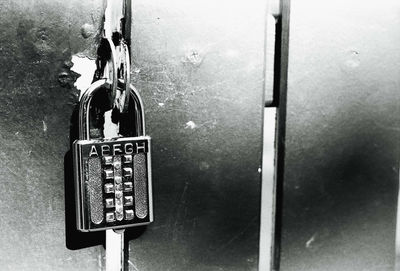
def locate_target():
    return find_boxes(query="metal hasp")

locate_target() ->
[95,0,131,113]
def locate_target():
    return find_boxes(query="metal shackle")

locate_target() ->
[102,37,118,104]
[96,37,131,113]
[78,79,146,140]
[118,42,131,113]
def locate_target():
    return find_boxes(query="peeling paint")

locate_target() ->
[103,110,119,138]
[185,121,197,129]
[70,55,97,99]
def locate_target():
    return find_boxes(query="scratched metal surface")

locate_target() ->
[128,1,265,270]
[0,0,104,270]
[0,0,264,270]
[280,0,400,270]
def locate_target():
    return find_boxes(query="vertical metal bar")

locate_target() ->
[106,229,125,271]
[103,107,126,271]
[259,108,277,271]
[396,184,400,270]
[264,13,277,107]
[104,0,124,36]
[259,0,279,268]
[273,0,291,270]
[123,0,132,48]
[260,0,291,269]
[396,158,400,271]
[102,1,128,269]
[104,109,126,270]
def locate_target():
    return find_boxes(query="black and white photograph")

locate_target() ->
[0,0,399,270]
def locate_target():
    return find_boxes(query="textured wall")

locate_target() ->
[280,0,400,270]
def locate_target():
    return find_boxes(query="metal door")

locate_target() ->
[0,0,265,270]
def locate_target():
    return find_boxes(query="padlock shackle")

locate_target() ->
[117,78,146,137]
[95,37,118,104]
[119,42,130,113]
[78,79,146,140]
[107,37,119,105]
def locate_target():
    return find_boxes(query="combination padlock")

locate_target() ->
[73,79,153,232]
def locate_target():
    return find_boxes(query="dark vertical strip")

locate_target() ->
[272,17,282,108]
[123,0,132,50]
[274,0,291,270]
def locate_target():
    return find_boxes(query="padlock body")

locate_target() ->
[73,136,153,232]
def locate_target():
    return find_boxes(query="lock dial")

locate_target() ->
[74,137,152,232]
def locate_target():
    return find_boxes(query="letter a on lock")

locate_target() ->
[89,145,99,157]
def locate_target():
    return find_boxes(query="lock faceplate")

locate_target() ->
[73,136,152,232]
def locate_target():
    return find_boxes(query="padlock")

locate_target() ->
[73,79,153,232]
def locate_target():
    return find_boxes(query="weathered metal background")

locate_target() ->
[0,0,264,270]
[0,0,103,270]
[3,0,398,270]
[279,0,400,270]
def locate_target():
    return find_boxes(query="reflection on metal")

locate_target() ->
[106,229,125,271]
[259,108,277,270]
[96,0,131,113]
